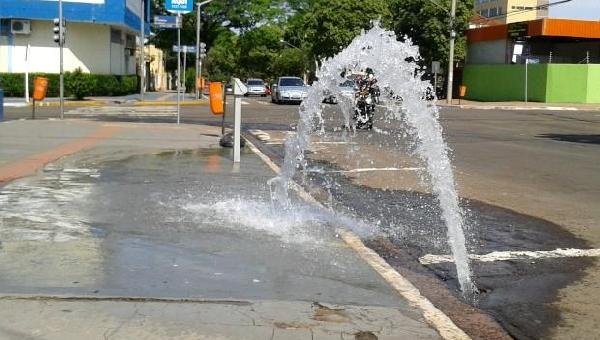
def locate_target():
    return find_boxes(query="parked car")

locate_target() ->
[323,79,356,104]
[225,83,233,94]
[245,78,267,97]
[271,77,308,104]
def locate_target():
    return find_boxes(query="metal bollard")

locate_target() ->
[0,89,4,122]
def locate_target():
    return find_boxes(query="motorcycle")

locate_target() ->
[352,71,379,130]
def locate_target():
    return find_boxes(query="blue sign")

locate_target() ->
[165,0,193,14]
[153,15,181,28]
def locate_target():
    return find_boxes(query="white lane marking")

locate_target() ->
[313,141,358,145]
[303,167,422,174]
[3,102,29,108]
[419,248,600,265]
[245,138,470,340]
[241,100,250,105]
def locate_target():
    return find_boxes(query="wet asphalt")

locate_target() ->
[3,97,600,339]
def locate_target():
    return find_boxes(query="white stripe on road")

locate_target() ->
[245,138,470,340]
[419,248,600,265]
[313,141,358,145]
[304,167,422,174]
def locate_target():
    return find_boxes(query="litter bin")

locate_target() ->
[0,88,4,122]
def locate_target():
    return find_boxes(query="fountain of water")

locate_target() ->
[271,23,476,294]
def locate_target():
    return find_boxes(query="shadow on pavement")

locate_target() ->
[537,133,600,145]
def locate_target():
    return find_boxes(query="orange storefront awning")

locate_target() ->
[467,18,600,43]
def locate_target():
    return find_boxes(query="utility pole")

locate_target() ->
[58,0,64,119]
[177,13,181,124]
[140,0,145,101]
[446,0,457,104]
[195,0,212,100]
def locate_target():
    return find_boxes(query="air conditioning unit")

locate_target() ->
[11,20,31,35]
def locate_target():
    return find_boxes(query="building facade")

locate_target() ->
[463,18,600,103]
[474,0,549,24]
[0,0,150,75]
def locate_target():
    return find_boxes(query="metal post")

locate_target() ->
[195,0,212,100]
[25,44,30,103]
[177,13,181,124]
[434,71,438,97]
[221,91,226,135]
[140,0,145,101]
[233,95,241,163]
[183,50,187,102]
[525,58,528,103]
[446,0,457,104]
[59,0,64,119]
[195,3,201,100]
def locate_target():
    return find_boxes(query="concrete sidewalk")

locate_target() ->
[437,99,600,111]
[3,92,207,108]
[0,120,448,339]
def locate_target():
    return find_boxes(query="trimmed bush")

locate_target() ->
[0,72,138,99]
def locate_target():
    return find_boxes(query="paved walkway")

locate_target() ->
[0,120,446,339]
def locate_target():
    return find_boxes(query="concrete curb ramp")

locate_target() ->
[245,138,471,340]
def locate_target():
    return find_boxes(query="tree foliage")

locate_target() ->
[389,0,473,66]
[149,0,472,83]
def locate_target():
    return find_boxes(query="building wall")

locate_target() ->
[463,64,600,103]
[467,40,508,64]
[474,0,549,24]
[0,20,135,75]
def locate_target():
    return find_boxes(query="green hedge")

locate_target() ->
[0,72,139,99]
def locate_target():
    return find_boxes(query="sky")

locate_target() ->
[549,0,600,20]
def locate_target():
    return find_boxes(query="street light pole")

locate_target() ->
[59,0,64,119]
[140,0,146,100]
[196,0,212,100]
[140,0,145,101]
[280,39,313,83]
[446,0,457,104]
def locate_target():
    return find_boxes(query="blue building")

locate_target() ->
[0,0,150,75]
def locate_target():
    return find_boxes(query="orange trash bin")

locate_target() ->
[209,82,224,115]
[459,85,467,98]
[33,77,49,101]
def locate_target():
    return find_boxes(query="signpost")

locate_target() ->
[172,45,196,53]
[432,61,441,97]
[165,0,193,124]
[153,15,181,29]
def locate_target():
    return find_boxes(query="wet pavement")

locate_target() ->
[3,98,600,339]
[0,120,440,339]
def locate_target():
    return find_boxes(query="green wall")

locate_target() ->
[587,65,600,103]
[463,64,600,104]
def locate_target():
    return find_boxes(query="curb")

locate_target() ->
[134,100,208,106]
[437,104,600,112]
[244,136,471,340]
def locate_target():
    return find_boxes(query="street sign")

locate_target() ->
[153,15,181,29]
[165,0,193,14]
[431,61,441,74]
[172,45,197,53]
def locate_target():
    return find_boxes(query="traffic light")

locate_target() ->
[200,42,207,59]
[53,18,65,45]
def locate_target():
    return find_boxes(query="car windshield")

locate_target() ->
[247,80,263,86]
[280,78,304,87]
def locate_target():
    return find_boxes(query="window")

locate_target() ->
[280,78,304,87]
[498,6,503,15]
[489,7,498,17]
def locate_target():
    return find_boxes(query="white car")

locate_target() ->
[271,77,308,104]
[245,78,267,97]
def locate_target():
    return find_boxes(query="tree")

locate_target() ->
[285,0,391,62]
[388,0,473,66]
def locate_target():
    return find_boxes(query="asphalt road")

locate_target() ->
[3,97,600,339]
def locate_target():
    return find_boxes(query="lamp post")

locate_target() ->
[140,0,145,101]
[279,39,316,83]
[446,0,457,104]
[195,0,212,100]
